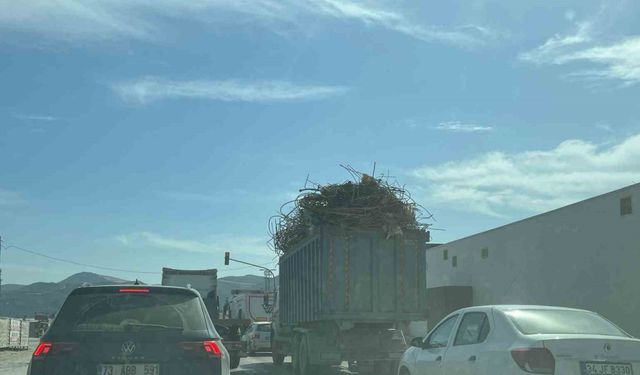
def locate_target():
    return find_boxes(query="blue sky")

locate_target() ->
[1,0,640,285]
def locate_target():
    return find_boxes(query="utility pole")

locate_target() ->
[0,235,3,316]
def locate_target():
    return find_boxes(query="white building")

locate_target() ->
[427,183,640,336]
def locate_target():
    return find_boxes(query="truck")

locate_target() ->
[161,268,248,369]
[226,289,274,322]
[271,226,428,375]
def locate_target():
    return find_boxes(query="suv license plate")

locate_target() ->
[97,363,159,375]
[581,362,633,375]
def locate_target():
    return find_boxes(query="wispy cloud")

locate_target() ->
[595,123,613,132]
[412,133,640,217]
[111,77,348,104]
[436,121,493,133]
[520,19,640,86]
[0,0,497,48]
[298,0,496,47]
[12,113,59,122]
[0,189,27,206]
[116,231,268,256]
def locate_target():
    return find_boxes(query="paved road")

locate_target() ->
[0,340,38,375]
[0,348,366,375]
[234,354,361,375]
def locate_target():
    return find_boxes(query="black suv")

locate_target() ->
[28,285,230,375]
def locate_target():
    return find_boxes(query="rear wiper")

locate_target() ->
[122,323,183,332]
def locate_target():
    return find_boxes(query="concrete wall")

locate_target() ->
[427,183,640,336]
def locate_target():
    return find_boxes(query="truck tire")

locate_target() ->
[230,353,241,369]
[291,336,301,374]
[271,342,285,366]
[298,336,318,375]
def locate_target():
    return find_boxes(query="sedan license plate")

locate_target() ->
[581,362,633,375]
[97,363,159,375]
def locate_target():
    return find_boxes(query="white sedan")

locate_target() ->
[399,305,640,375]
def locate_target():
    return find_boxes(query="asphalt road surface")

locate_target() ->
[0,339,38,375]
[0,348,363,375]
[235,354,359,375]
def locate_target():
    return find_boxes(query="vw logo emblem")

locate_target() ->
[604,343,612,352]
[121,341,136,354]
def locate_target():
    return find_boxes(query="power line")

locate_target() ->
[2,244,160,274]
[1,243,276,276]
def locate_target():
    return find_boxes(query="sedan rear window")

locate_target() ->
[505,309,626,336]
[51,290,208,334]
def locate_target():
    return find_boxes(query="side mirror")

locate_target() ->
[410,337,425,348]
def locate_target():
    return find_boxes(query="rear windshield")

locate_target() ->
[505,309,627,336]
[256,324,271,332]
[51,290,208,334]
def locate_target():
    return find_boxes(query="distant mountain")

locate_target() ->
[59,272,128,286]
[0,272,277,319]
[1,284,25,293]
[0,272,135,318]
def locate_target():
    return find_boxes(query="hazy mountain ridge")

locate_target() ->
[0,272,273,318]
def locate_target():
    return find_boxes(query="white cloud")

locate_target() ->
[0,0,496,47]
[111,77,348,104]
[412,134,640,217]
[521,21,640,86]
[0,190,27,206]
[436,121,493,133]
[12,113,59,122]
[299,0,494,47]
[116,231,268,256]
[520,22,593,65]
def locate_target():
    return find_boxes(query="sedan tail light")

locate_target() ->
[511,347,555,374]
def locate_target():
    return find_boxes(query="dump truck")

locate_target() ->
[271,226,428,375]
[161,268,248,369]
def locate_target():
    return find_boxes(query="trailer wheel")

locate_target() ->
[298,336,318,375]
[271,342,285,366]
[291,336,301,374]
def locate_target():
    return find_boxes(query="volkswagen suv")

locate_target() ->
[28,285,230,375]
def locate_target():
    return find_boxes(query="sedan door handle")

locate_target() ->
[468,355,477,362]
[435,356,442,362]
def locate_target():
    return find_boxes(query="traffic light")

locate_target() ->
[224,251,230,266]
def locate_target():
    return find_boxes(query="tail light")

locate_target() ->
[33,342,52,357]
[511,347,555,374]
[179,341,223,358]
[33,342,76,357]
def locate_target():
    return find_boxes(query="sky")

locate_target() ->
[1,0,640,285]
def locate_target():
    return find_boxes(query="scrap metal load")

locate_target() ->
[270,166,431,254]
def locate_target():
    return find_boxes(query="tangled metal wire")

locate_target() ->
[268,165,432,255]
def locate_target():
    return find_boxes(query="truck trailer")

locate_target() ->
[271,226,428,375]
